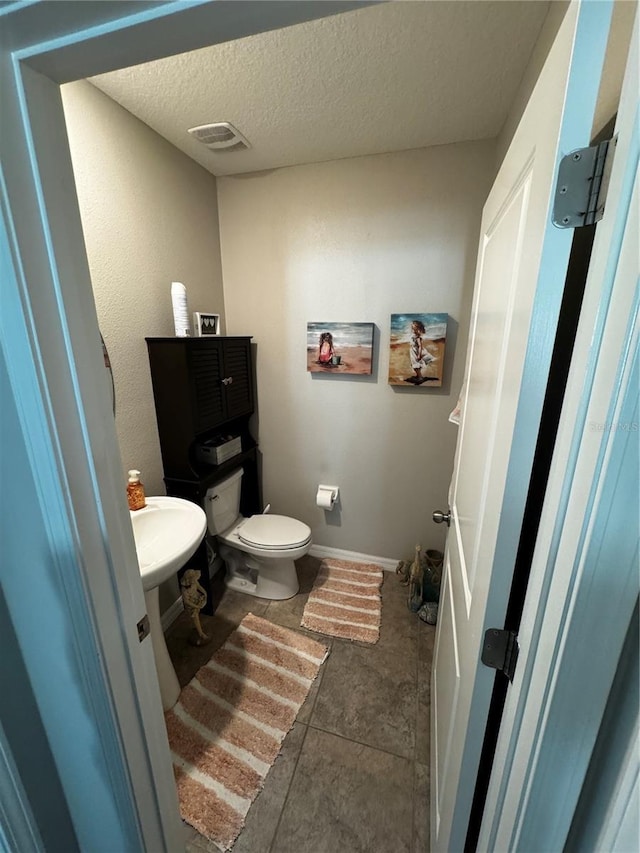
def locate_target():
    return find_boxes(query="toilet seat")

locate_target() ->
[237,514,311,551]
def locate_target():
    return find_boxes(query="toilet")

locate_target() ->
[205,468,312,600]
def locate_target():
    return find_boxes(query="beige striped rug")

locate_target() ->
[166,612,328,850]
[301,558,384,643]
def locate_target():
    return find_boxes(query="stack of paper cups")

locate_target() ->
[171,282,190,337]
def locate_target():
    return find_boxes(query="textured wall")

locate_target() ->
[62,80,225,613]
[218,142,495,560]
[62,80,225,497]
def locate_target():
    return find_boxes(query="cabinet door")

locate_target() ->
[189,339,226,433]
[222,339,254,420]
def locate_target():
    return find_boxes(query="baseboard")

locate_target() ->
[309,544,399,572]
[161,596,184,633]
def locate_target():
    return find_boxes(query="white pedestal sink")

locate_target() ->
[130,496,207,710]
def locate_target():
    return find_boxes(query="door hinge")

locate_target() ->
[481,628,519,682]
[137,614,150,642]
[552,136,616,229]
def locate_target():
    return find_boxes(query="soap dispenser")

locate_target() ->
[127,469,146,511]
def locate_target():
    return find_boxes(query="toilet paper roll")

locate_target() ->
[316,487,335,510]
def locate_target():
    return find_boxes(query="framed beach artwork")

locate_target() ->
[307,322,374,375]
[388,313,448,387]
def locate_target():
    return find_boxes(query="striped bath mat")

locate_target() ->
[166,612,328,850]
[301,558,384,643]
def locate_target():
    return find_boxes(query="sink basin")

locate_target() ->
[130,496,207,711]
[131,496,207,591]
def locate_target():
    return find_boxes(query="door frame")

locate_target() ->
[2,0,636,849]
[478,15,639,849]
[0,1,363,849]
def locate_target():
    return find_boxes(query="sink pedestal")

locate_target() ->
[129,495,207,711]
[145,586,180,710]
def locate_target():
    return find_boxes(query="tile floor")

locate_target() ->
[165,555,435,853]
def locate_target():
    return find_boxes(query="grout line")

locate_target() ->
[268,720,311,853]
[187,573,424,850]
[265,641,327,850]
[303,653,327,725]
[306,723,414,763]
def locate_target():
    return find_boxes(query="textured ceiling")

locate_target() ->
[90,1,550,177]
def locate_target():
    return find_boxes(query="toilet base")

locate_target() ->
[220,544,300,600]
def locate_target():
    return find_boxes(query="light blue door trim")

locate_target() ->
[0,721,43,853]
[1,185,142,852]
[448,2,614,847]
[481,35,639,847]
[565,601,639,852]
[513,110,640,836]
[519,306,639,850]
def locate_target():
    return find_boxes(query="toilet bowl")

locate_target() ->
[205,469,312,600]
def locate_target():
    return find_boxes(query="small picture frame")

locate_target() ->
[193,312,220,337]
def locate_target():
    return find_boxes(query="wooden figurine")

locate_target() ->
[395,558,412,585]
[180,569,210,645]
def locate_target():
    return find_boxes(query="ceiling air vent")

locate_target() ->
[187,122,250,152]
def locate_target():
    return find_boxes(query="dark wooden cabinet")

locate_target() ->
[146,336,255,480]
[146,336,260,615]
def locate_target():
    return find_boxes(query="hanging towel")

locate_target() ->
[449,380,466,425]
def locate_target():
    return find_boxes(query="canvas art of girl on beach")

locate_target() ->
[307,322,374,374]
[388,313,448,387]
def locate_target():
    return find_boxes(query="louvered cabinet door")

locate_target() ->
[221,338,254,420]
[190,340,225,432]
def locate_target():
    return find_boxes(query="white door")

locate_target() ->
[431,3,614,850]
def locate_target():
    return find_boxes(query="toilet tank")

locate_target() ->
[205,468,243,534]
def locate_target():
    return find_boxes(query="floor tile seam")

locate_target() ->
[186,831,215,853]
[306,722,415,763]
[306,657,327,719]
[267,721,312,853]
[322,637,420,673]
[330,636,420,656]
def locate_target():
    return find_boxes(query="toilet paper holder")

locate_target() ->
[316,484,339,509]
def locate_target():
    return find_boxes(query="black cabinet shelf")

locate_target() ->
[165,446,261,523]
[166,444,258,500]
